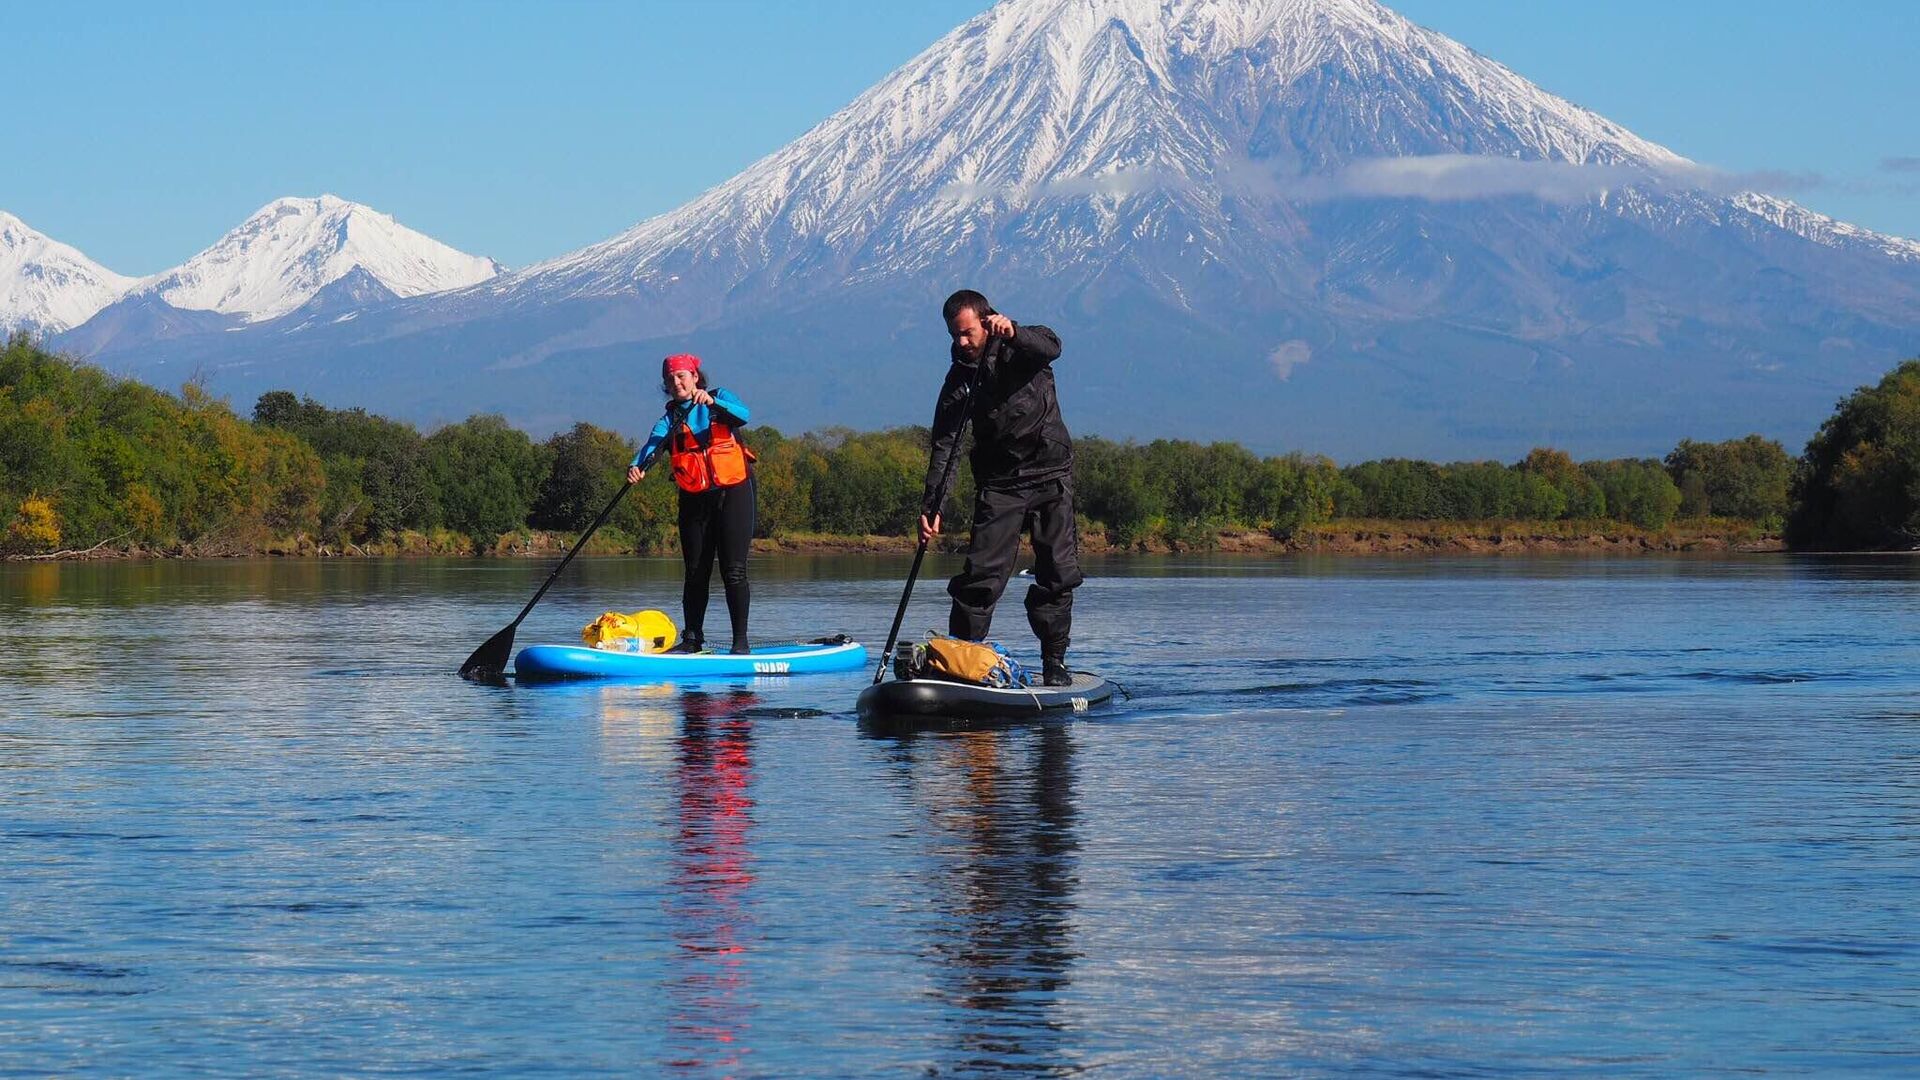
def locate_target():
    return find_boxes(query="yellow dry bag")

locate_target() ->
[582,609,677,653]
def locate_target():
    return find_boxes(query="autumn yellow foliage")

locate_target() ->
[5,494,61,553]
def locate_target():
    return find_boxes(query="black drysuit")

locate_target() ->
[921,323,1082,665]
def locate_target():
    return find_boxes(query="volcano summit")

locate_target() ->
[59,0,1920,458]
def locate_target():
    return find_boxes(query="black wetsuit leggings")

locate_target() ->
[677,475,755,648]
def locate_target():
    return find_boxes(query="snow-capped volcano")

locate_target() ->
[64,0,1920,459]
[142,195,501,321]
[507,0,1690,302]
[0,212,135,336]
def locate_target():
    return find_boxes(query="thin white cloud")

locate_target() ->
[937,154,1897,209]
[1263,156,1828,204]
[937,166,1186,206]
[1289,155,1643,203]
[1040,167,1184,198]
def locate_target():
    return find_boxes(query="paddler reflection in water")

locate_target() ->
[629,354,758,654]
[666,689,761,1071]
[918,290,1083,686]
[884,726,1079,1066]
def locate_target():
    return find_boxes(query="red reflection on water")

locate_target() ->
[665,690,761,1074]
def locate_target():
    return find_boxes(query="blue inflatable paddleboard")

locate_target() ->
[515,639,868,681]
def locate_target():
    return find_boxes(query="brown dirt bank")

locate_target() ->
[752,521,1786,556]
[6,520,1785,561]
[1272,520,1786,555]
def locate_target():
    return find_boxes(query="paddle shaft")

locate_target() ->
[459,405,685,677]
[504,479,631,632]
[875,365,983,683]
[506,403,688,631]
[506,407,695,630]
[874,538,935,683]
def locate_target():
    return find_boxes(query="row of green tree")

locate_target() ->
[3,334,1917,554]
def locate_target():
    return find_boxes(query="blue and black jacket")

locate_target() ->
[631,389,751,469]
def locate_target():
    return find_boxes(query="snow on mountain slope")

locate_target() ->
[0,212,135,335]
[143,195,501,321]
[497,0,1690,303]
[60,0,1920,461]
[1731,192,1920,263]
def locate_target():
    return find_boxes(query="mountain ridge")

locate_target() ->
[0,211,137,336]
[136,194,503,322]
[50,0,1920,459]
[5,196,502,341]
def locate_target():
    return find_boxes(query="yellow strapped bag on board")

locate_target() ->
[915,634,1026,687]
[582,609,678,653]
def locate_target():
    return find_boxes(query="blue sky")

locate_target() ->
[6,0,1915,274]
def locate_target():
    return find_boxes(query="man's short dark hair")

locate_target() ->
[943,289,992,324]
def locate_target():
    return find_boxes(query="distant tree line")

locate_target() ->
[0,336,324,556]
[1786,358,1920,550]
[1,333,1913,555]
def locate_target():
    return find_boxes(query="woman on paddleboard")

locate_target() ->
[629,354,758,654]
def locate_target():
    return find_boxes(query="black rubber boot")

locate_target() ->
[1042,647,1071,687]
[667,636,704,654]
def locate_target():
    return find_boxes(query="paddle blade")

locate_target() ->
[459,623,518,680]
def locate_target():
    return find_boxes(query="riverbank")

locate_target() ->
[758,519,1785,556]
[1274,519,1785,555]
[4,518,1785,561]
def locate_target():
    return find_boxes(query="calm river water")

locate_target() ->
[4,554,1919,1076]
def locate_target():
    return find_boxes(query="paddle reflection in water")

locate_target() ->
[666,690,763,1073]
[874,725,1081,1074]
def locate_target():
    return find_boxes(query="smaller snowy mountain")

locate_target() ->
[0,211,135,336]
[138,195,501,322]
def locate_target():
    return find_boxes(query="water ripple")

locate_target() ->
[3,555,1920,1076]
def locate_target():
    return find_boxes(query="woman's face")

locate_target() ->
[667,369,700,400]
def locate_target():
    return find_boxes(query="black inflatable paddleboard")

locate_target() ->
[857,672,1113,728]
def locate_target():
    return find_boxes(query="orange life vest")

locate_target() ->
[669,417,756,494]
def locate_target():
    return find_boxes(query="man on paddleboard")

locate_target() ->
[918,290,1082,687]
